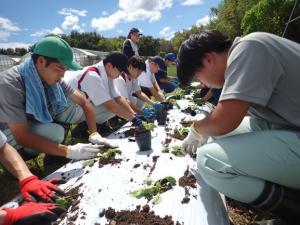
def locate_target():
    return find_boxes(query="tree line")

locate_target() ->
[2,0,299,56]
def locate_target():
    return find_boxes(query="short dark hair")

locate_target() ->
[128,56,146,71]
[31,53,59,67]
[103,52,129,73]
[177,30,232,86]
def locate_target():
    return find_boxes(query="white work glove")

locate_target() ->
[181,123,208,155]
[88,132,118,148]
[66,143,101,160]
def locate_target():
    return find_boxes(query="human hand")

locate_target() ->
[181,123,208,155]
[158,91,165,101]
[2,202,65,225]
[152,102,164,110]
[131,115,143,127]
[19,176,64,202]
[142,108,155,119]
[88,132,118,148]
[66,143,101,160]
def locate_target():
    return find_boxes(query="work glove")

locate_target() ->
[142,108,155,119]
[66,143,101,160]
[152,102,164,110]
[88,132,118,148]
[131,115,143,127]
[20,176,64,202]
[181,123,208,155]
[2,202,65,225]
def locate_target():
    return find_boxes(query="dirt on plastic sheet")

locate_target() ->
[181,107,196,116]
[98,157,122,168]
[178,167,197,204]
[102,205,182,225]
[53,183,84,224]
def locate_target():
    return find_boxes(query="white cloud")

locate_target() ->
[0,31,10,41]
[177,14,182,19]
[116,29,123,34]
[30,29,51,37]
[0,17,21,32]
[196,15,209,26]
[50,27,64,35]
[58,8,87,17]
[30,27,64,38]
[91,10,126,31]
[62,15,82,31]
[102,11,108,16]
[91,0,173,31]
[0,17,21,41]
[0,42,31,49]
[180,0,204,6]
[159,26,175,40]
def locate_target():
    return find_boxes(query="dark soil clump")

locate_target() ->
[103,206,182,225]
[179,168,197,205]
[98,157,122,168]
[181,107,196,116]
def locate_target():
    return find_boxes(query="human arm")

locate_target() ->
[134,90,155,105]
[182,99,250,154]
[149,86,165,102]
[202,89,214,102]
[103,98,136,121]
[0,137,63,202]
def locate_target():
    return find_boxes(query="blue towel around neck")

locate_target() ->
[19,58,68,123]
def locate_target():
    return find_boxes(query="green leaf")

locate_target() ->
[152,195,162,205]
[129,186,157,198]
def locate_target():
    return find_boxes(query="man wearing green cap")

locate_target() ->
[0,36,103,160]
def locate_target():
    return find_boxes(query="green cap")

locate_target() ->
[33,36,83,70]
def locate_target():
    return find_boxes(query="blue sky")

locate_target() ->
[0,0,221,49]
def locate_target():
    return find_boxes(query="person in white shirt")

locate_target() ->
[59,52,143,143]
[115,56,155,113]
[138,57,165,102]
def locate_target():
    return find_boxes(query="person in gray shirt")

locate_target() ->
[177,30,300,224]
[0,36,103,161]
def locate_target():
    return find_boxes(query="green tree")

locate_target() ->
[139,36,160,56]
[242,0,300,42]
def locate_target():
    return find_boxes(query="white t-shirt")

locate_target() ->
[0,130,7,148]
[137,60,157,88]
[114,74,141,101]
[63,61,120,121]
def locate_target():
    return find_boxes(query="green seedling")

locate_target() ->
[174,88,185,98]
[83,159,97,167]
[171,145,182,156]
[174,127,189,136]
[168,99,180,109]
[188,104,198,111]
[55,196,72,209]
[193,98,205,106]
[162,147,170,153]
[143,177,153,186]
[97,148,121,159]
[129,176,176,204]
[180,120,193,127]
[142,122,157,132]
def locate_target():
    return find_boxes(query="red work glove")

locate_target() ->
[2,202,65,225]
[19,176,65,202]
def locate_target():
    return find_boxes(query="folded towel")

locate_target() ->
[19,58,68,123]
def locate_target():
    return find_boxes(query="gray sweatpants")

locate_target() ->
[197,116,300,203]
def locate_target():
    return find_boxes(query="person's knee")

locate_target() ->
[196,143,233,182]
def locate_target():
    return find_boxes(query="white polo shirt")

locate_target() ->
[137,60,157,88]
[114,73,141,102]
[63,61,120,107]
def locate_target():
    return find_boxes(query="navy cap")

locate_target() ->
[165,52,176,62]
